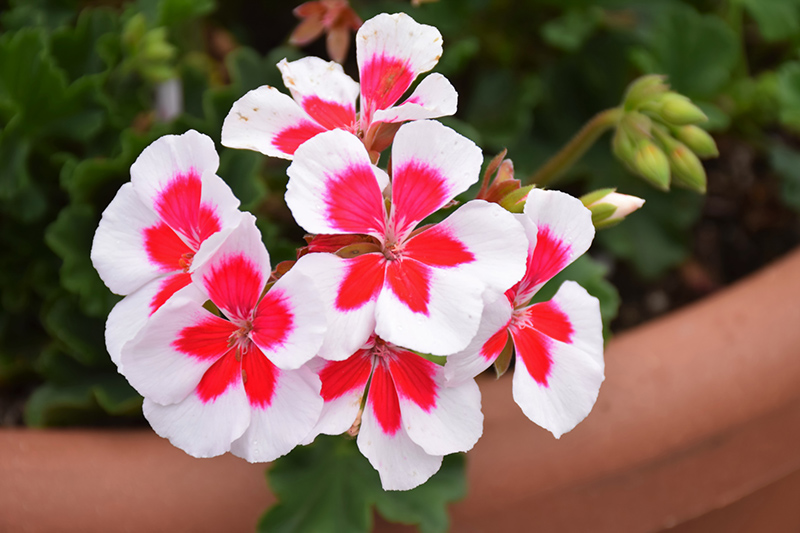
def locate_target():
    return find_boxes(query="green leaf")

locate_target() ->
[50,8,119,81]
[777,61,800,131]
[768,140,800,212]
[218,148,266,212]
[631,4,739,99]
[41,294,109,367]
[260,436,466,533]
[259,436,377,533]
[541,7,603,53]
[45,203,118,318]
[374,454,466,533]
[735,0,800,42]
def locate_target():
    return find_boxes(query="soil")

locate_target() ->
[611,134,800,331]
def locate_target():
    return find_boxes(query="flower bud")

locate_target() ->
[657,93,708,125]
[498,184,536,213]
[673,125,718,158]
[667,143,707,193]
[632,139,670,190]
[623,74,669,110]
[581,189,646,229]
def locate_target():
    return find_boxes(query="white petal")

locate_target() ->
[142,382,250,459]
[221,85,325,159]
[395,359,483,456]
[253,264,327,370]
[290,253,377,361]
[357,13,443,117]
[286,129,388,238]
[230,365,323,462]
[550,281,604,370]
[511,323,604,439]
[91,182,166,295]
[518,188,595,300]
[357,399,443,491]
[389,121,482,239]
[375,264,483,356]
[120,283,223,405]
[278,57,359,129]
[444,292,513,385]
[372,73,458,124]
[129,130,220,210]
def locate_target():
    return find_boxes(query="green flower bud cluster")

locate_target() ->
[122,13,178,83]
[612,75,718,193]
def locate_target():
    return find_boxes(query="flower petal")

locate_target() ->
[142,374,250,458]
[516,189,595,303]
[443,292,513,384]
[375,263,483,356]
[394,353,483,456]
[221,85,325,159]
[357,13,443,120]
[192,214,270,322]
[546,281,604,369]
[286,129,388,238]
[92,183,167,295]
[290,253,378,361]
[405,200,528,296]
[120,283,224,405]
[389,121,482,239]
[277,57,359,130]
[371,73,458,124]
[230,360,323,462]
[510,284,604,438]
[251,264,326,370]
[357,363,443,490]
[311,349,373,437]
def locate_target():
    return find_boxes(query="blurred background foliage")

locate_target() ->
[1,0,800,429]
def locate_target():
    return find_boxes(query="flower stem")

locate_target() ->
[529,107,623,188]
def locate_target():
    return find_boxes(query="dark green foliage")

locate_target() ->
[259,435,466,533]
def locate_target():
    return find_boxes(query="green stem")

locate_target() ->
[530,107,623,187]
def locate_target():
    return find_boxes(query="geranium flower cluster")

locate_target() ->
[91,13,604,491]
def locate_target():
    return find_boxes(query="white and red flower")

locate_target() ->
[285,120,528,359]
[309,334,482,490]
[221,12,457,159]
[445,189,605,438]
[119,215,326,461]
[91,130,242,367]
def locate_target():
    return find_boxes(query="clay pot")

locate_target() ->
[3,248,800,533]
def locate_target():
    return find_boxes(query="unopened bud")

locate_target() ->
[498,184,536,213]
[658,93,708,125]
[612,128,637,164]
[668,143,707,193]
[623,74,669,110]
[673,125,718,158]
[632,139,670,190]
[582,189,646,229]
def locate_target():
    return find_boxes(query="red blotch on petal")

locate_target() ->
[388,349,437,412]
[360,55,414,115]
[368,361,402,435]
[149,272,192,315]
[273,120,327,155]
[480,326,511,363]
[242,346,279,408]
[335,253,386,311]
[319,349,373,401]
[517,226,572,300]
[204,254,264,322]
[391,161,450,238]
[302,96,355,131]
[385,258,431,315]
[173,313,237,361]
[324,163,386,235]
[512,322,554,386]
[404,225,475,268]
[143,221,193,272]
[154,170,221,249]
[196,350,241,403]
[528,300,574,344]
[251,289,294,352]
